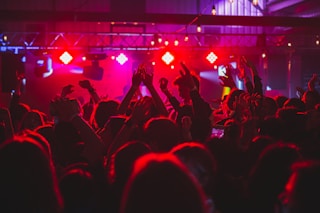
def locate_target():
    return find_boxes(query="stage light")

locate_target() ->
[111,55,115,60]
[82,56,86,61]
[59,51,73,64]
[116,53,128,65]
[174,39,179,46]
[197,25,202,33]
[184,34,189,42]
[152,61,156,66]
[34,56,53,78]
[171,65,175,70]
[214,65,218,69]
[316,39,320,45]
[262,52,267,58]
[252,0,258,6]
[206,52,218,64]
[158,37,162,43]
[151,40,155,46]
[288,42,292,47]
[161,51,174,65]
[211,5,216,15]
[164,40,169,46]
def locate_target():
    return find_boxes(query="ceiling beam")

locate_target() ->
[268,0,304,13]
[0,10,320,28]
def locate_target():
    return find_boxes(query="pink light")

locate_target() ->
[152,61,156,66]
[116,53,128,65]
[111,55,115,60]
[174,39,179,46]
[59,51,73,64]
[161,51,174,65]
[206,52,218,64]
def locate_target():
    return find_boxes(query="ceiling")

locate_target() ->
[0,0,320,52]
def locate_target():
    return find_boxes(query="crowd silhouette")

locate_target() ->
[0,58,320,213]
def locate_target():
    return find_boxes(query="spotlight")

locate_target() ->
[262,52,267,58]
[211,5,216,15]
[184,34,189,42]
[116,53,128,65]
[164,40,169,46]
[171,65,175,69]
[151,40,155,46]
[197,25,202,33]
[161,51,174,65]
[252,0,258,6]
[206,52,218,64]
[59,51,73,65]
[174,39,179,46]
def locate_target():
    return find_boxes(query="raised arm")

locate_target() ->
[117,69,143,115]
[79,80,100,104]
[244,57,263,96]
[180,62,212,118]
[159,77,181,111]
[107,97,151,157]
[142,68,168,116]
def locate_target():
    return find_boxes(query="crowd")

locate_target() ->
[0,58,320,213]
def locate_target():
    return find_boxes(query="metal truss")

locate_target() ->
[1,31,320,54]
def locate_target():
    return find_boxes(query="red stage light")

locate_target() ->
[116,53,128,65]
[161,51,174,65]
[59,51,73,64]
[206,52,218,64]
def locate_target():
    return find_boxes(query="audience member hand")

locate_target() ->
[79,80,94,90]
[159,77,169,92]
[143,71,153,88]
[180,62,196,89]
[132,70,143,88]
[61,84,74,98]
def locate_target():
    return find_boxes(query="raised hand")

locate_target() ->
[132,70,143,88]
[159,77,169,92]
[61,84,74,98]
[79,80,93,90]
[180,62,196,89]
[143,71,153,88]
[219,64,237,89]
